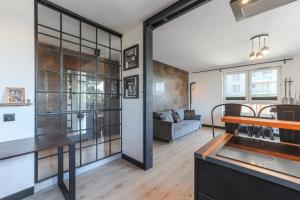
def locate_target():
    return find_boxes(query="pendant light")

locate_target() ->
[249,34,269,60]
[261,37,269,55]
[256,36,263,59]
[249,40,255,59]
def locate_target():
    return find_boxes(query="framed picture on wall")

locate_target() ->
[123,44,139,71]
[5,87,25,104]
[124,75,139,99]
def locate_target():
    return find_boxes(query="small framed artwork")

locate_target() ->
[123,44,139,71]
[124,75,139,99]
[6,87,25,104]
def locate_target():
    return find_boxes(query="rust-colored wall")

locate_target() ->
[153,60,188,112]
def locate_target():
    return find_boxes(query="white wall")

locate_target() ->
[122,24,144,163]
[189,71,223,126]
[189,56,300,127]
[0,0,35,198]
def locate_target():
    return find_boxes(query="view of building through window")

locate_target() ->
[224,67,279,102]
[224,72,246,100]
[251,69,278,100]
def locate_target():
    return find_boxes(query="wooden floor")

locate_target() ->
[26,127,222,200]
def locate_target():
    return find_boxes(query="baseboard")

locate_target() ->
[122,154,145,169]
[1,187,34,200]
[202,124,225,129]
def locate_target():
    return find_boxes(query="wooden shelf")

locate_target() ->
[222,116,300,131]
[0,103,33,107]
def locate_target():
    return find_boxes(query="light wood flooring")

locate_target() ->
[26,127,223,200]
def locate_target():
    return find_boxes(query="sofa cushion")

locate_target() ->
[172,112,182,123]
[175,109,185,120]
[184,110,196,120]
[173,120,200,138]
[160,110,174,123]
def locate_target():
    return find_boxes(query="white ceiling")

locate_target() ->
[153,0,300,72]
[49,0,178,33]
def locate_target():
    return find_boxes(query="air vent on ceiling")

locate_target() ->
[230,0,297,21]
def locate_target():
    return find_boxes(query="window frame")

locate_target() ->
[223,70,248,102]
[223,66,281,104]
[249,67,281,103]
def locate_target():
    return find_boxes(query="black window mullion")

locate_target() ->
[59,12,63,137]
[79,20,82,166]
[108,33,112,156]
[95,27,99,160]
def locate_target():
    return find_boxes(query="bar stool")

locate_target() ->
[211,103,256,138]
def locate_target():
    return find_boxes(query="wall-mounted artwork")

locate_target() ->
[124,75,139,99]
[6,87,25,104]
[123,44,139,71]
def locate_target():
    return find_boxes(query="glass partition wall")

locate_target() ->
[36,2,122,181]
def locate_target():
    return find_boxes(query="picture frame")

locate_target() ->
[123,75,139,99]
[5,87,25,104]
[123,44,139,71]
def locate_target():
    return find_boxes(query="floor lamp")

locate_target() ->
[190,82,196,110]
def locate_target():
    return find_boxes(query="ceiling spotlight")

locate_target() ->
[241,0,249,4]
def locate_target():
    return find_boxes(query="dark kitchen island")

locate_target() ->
[194,117,300,200]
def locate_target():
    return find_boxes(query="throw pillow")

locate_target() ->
[172,112,182,123]
[184,110,196,120]
[153,112,162,120]
[160,111,174,123]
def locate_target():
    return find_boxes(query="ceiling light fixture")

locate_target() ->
[249,40,256,59]
[261,37,269,55]
[249,34,269,60]
[241,0,250,5]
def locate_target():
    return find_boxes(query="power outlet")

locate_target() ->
[3,114,15,122]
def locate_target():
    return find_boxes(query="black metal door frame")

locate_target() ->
[143,0,212,170]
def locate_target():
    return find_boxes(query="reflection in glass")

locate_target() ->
[39,71,60,92]
[37,93,60,114]
[111,50,121,65]
[98,62,110,77]
[38,46,60,72]
[37,115,60,135]
[111,125,121,140]
[81,74,97,93]
[97,29,109,46]
[37,3,122,181]
[38,155,58,180]
[110,35,121,50]
[61,113,81,133]
[62,92,80,111]
[111,139,121,155]
[97,142,110,159]
[97,127,110,143]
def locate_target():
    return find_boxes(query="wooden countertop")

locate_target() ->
[222,116,300,131]
[0,134,75,161]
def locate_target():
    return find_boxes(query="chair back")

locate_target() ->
[276,104,300,144]
[211,103,256,137]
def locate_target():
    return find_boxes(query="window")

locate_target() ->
[224,72,246,100]
[224,67,280,103]
[250,69,278,100]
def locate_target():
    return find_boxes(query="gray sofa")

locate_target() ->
[153,109,201,142]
